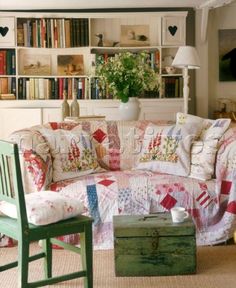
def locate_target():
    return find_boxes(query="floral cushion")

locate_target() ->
[176,113,231,180]
[0,191,84,226]
[9,128,53,192]
[136,122,201,176]
[190,139,218,180]
[39,126,100,182]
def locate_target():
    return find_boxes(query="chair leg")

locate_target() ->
[80,224,93,288]
[18,239,30,288]
[42,238,52,279]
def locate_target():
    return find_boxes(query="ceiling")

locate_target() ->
[0,0,235,10]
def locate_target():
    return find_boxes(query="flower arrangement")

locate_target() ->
[96,51,160,103]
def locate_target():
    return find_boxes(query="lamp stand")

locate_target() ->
[182,67,189,114]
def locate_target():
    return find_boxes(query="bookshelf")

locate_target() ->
[0,10,188,138]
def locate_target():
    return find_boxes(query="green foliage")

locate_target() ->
[96,51,160,103]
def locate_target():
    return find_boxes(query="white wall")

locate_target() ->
[196,9,209,118]
[196,2,236,118]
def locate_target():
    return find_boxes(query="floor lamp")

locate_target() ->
[172,46,200,114]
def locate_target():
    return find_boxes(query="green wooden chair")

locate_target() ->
[0,140,93,288]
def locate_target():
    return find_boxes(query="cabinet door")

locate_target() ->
[0,108,41,139]
[140,100,184,121]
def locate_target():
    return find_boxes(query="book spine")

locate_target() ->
[27,20,33,47]
[43,79,49,99]
[34,78,39,99]
[37,19,41,47]
[57,19,61,48]
[11,51,16,75]
[11,77,16,96]
[0,50,6,75]
[58,78,64,99]
[61,18,65,48]
[23,22,28,47]
[41,19,46,48]
[0,77,9,94]
[54,78,59,99]
[38,78,45,99]
[54,19,58,48]
[79,19,84,46]
[77,78,83,99]
[17,22,24,46]
[18,78,23,99]
[29,78,35,99]
[50,19,54,48]
[84,19,89,46]
[46,19,51,48]
[6,50,12,75]
[64,19,71,48]
[26,79,30,99]
[22,78,27,99]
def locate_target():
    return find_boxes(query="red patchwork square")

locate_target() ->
[92,129,107,143]
[98,179,114,187]
[221,180,232,195]
[160,194,177,210]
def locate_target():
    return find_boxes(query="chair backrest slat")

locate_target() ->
[0,140,29,229]
[0,155,13,199]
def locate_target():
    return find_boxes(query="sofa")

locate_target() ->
[1,113,236,249]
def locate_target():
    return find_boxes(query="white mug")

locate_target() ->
[171,207,189,223]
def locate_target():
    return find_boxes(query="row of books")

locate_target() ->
[0,77,16,97]
[1,76,181,100]
[162,77,183,98]
[0,50,16,75]
[17,18,89,48]
[18,77,89,100]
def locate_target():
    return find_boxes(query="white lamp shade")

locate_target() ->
[172,46,200,69]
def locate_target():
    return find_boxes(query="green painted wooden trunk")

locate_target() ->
[113,214,196,276]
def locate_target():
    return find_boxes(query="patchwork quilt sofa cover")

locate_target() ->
[1,117,236,249]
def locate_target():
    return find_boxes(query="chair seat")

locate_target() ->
[0,214,93,242]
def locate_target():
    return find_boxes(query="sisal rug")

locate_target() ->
[0,243,236,288]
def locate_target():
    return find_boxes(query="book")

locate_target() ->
[17,22,24,46]
[29,78,35,99]
[11,78,16,95]
[0,50,6,75]
[0,77,9,94]
[38,78,44,99]
[46,19,51,48]
[64,19,71,48]
[0,93,16,100]
[57,55,84,76]
[23,22,28,47]
[6,50,13,75]
[18,78,23,99]
[84,19,89,46]
[50,19,54,48]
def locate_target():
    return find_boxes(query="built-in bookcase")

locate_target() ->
[0,11,188,138]
[0,11,187,101]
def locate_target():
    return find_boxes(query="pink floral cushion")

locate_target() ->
[39,126,100,182]
[136,122,202,176]
[0,191,84,226]
[9,128,53,192]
